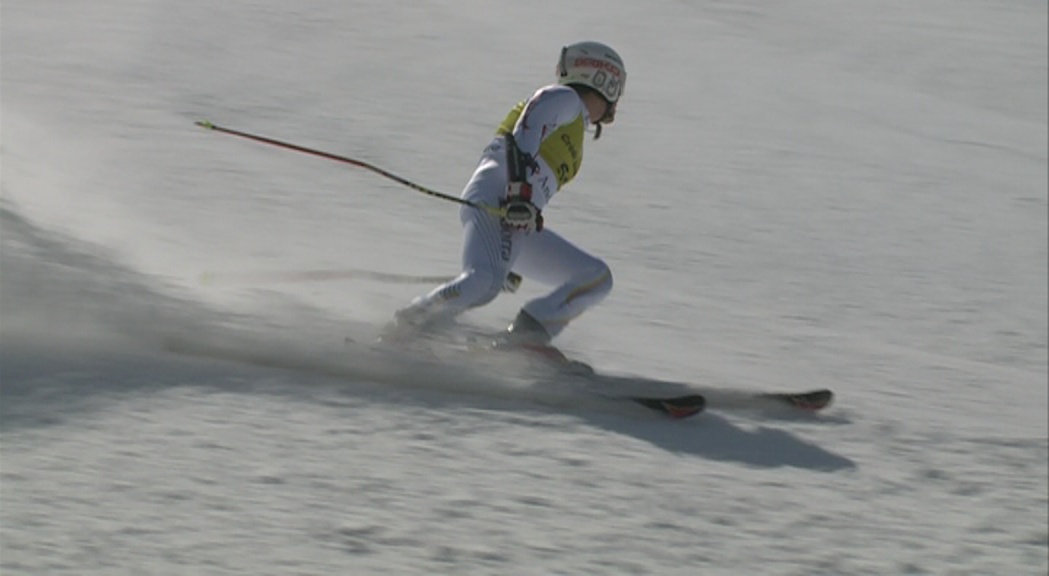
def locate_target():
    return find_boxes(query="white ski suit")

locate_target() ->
[400,84,613,339]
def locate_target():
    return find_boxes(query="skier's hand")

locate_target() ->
[503,271,523,293]
[501,196,543,233]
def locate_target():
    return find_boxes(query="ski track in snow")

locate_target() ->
[2,0,1046,574]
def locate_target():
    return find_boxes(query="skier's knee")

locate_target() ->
[599,262,613,294]
[459,268,504,308]
[586,260,614,299]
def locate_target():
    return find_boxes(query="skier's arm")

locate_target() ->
[510,87,585,161]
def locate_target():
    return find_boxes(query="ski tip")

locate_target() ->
[800,389,834,410]
[765,389,834,411]
[195,120,215,130]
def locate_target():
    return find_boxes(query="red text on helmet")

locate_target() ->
[573,58,622,77]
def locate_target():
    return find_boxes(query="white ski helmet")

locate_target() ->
[556,41,626,108]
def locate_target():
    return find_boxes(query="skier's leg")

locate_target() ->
[507,228,613,340]
[395,205,515,328]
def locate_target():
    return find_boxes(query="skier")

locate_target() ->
[386,41,626,354]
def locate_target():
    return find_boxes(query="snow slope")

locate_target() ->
[2,0,1046,574]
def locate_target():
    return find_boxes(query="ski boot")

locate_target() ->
[491,311,593,375]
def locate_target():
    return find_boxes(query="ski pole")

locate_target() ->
[195,120,506,217]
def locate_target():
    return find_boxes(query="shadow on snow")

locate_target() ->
[0,200,855,472]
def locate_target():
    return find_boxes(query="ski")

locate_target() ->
[754,389,834,411]
[630,394,706,419]
[169,329,825,421]
[692,387,835,413]
[569,367,834,415]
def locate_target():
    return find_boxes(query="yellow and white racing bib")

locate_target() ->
[495,85,588,204]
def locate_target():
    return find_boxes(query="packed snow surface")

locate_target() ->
[2,1,1046,574]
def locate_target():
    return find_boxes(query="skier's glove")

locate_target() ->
[501,194,543,233]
